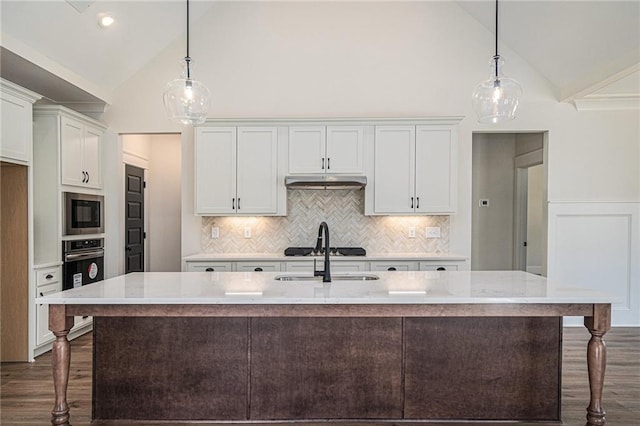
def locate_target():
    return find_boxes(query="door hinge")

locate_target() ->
[144,232,147,239]
[523,241,527,247]
[143,181,147,189]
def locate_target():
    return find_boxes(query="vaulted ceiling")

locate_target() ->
[1,0,638,112]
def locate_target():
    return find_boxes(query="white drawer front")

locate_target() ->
[235,262,281,272]
[369,261,419,272]
[186,262,233,272]
[36,267,60,286]
[36,282,60,346]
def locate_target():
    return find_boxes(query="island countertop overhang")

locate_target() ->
[36,270,617,306]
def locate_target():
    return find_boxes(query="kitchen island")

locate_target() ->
[39,271,613,425]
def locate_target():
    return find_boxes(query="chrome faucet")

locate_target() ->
[313,221,331,282]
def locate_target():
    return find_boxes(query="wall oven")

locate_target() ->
[64,192,104,236]
[62,238,104,290]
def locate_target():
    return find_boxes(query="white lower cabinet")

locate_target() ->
[283,261,315,273]
[186,262,233,272]
[419,262,459,271]
[36,282,60,346]
[236,262,281,272]
[331,261,367,272]
[369,261,419,272]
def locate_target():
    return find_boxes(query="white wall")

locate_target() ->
[147,134,181,272]
[96,2,638,323]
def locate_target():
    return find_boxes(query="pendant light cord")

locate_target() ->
[185,0,191,79]
[494,0,500,79]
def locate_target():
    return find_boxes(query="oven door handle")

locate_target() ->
[64,250,105,261]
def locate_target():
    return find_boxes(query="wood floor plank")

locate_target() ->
[1,327,639,425]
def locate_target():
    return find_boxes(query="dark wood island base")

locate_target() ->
[48,303,611,425]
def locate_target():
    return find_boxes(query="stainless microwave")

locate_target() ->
[64,192,104,235]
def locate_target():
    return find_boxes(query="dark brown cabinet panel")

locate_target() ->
[403,316,561,420]
[249,317,403,420]
[93,317,249,420]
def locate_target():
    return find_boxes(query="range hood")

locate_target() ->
[285,175,367,190]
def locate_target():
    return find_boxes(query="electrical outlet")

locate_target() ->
[244,227,252,239]
[211,227,219,239]
[426,226,441,238]
[479,199,490,207]
[408,226,416,238]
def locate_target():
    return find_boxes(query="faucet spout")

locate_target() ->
[313,221,331,282]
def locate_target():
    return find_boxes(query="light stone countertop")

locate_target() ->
[37,271,615,306]
[183,253,468,262]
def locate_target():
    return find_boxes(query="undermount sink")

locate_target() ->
[274,274,379,281]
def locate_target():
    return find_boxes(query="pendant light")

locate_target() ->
[163,0,210,125]
[472,0,522,124]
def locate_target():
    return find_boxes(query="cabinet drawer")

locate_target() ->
[419,262,459,271]
[332,261,368,272]
[236,262,281,272]
[36,267,60,286]
[369,261,419,272]
[186,262,233,272]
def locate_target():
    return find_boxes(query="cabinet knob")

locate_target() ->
[254,267,263,272]
[45,274,54,279]
[205,267,215,272]
[387,267,397,271]
[436,267,446,271]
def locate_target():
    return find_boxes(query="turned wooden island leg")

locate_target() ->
[584,304,611,426]
[49,305,74,426]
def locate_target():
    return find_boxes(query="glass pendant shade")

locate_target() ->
[163,0,210,125]
[472,55,522,124]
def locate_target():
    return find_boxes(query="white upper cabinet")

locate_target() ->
[195,126,285,216]
[368,122,458,215]
[289,125,365,174]
[195,127,237,215]
[60,115,104,189]
[373,126,415,214]
[0,79,41,164]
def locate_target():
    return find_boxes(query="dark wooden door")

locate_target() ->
[125,164,145,273]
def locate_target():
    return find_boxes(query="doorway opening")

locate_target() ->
[471,132,547,274]
[121,134,182,273]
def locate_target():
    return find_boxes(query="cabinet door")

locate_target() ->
[373,126,415,214]
[0,91,32,163]
[236,127,278,214]
[288,126,326,174]
[60,117,85,186]
[195,127,237,214]
[36,282,60,346]
[415,125,457,213]
[82,126,103,189]
[326,126,364,174]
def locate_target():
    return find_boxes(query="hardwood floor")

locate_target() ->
[1,327,638,426]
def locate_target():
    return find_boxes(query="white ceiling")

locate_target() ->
[1,0,638,110]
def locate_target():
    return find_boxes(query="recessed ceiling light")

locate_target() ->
[97,13,115,28]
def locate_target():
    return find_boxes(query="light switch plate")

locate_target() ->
[244,227,252,238]
[211,227,219,239]
[408,226,416,238]
[426,227,441,238]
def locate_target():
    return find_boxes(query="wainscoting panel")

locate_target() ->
[548,202,639,326]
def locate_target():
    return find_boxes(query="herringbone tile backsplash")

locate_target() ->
[201,190,449,254]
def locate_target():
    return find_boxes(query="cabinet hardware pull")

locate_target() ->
[388,267,397,271]
[86,171,90,183]
[205,267,215,272]
[410,197,414,208]
[254,267,263,272]
[45,274,54,279]
[416,197,420,209]
[232,198,235,210]
[81,171,86,183]
[321,158,325,169]
[436,267,446,271]
[238,198,241,210]
[327,158,330,169]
